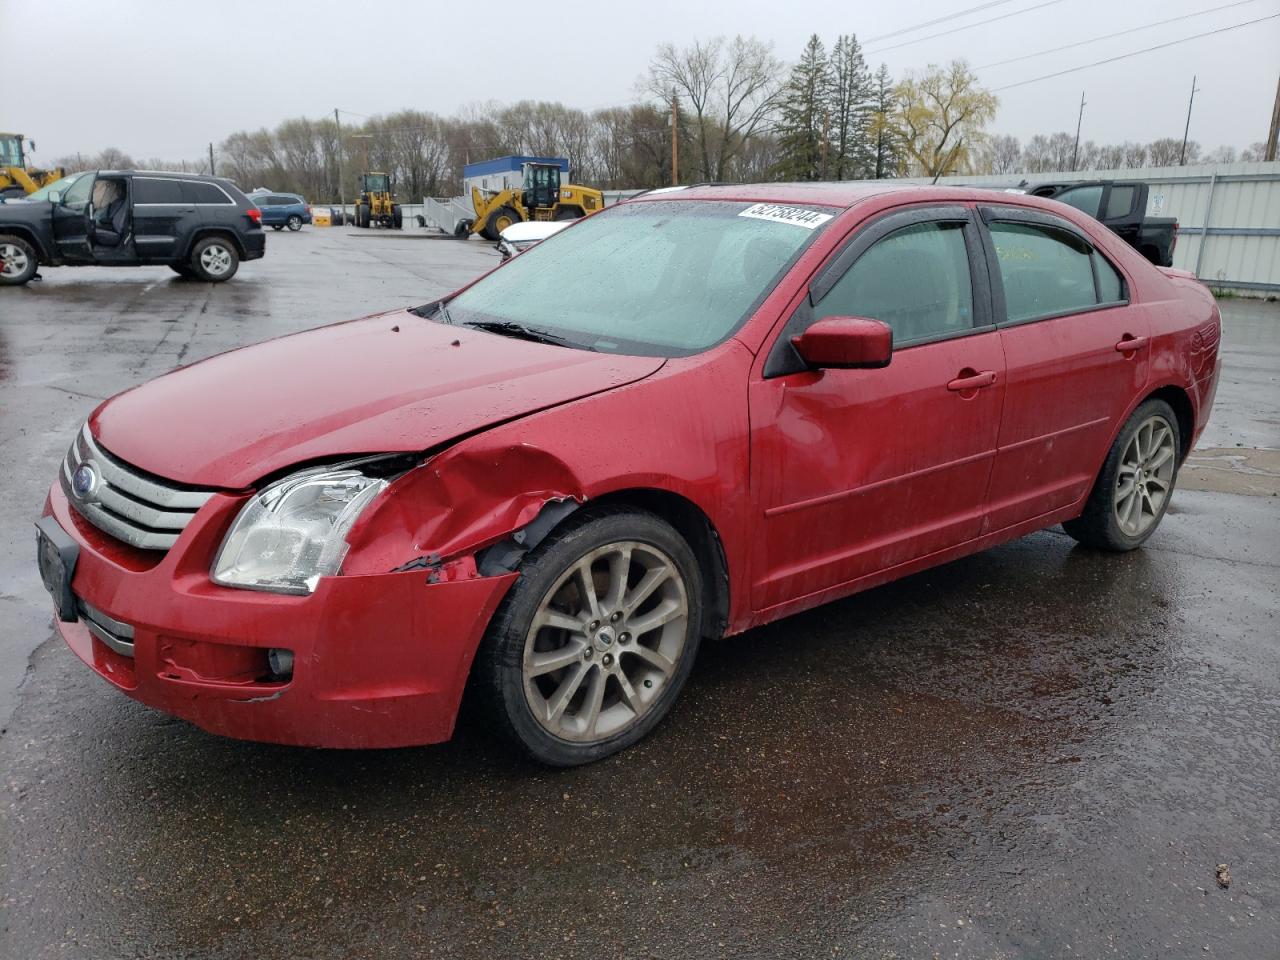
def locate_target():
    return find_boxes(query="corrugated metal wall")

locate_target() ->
[922,161,1280,295]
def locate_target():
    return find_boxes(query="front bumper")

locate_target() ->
[41,482,515,748]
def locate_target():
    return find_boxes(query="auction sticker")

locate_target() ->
[738,203,833,229]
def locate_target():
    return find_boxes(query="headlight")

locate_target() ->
[211,467,388,595]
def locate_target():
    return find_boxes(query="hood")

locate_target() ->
[91,309,664,488]
[0,198,49,218]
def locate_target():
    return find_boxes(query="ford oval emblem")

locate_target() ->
[72,463,98,499]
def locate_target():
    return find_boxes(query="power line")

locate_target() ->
[865,0,1022,43]
[976,0,1261,69]
[992,13,1280,91]
[866,0,1065,54]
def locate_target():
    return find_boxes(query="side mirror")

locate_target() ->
[792,316,893,370]
[48,190,62,205]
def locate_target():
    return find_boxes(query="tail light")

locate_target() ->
[306,205,312,215]
[245,206,262,225]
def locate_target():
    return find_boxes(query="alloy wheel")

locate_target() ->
[522,540,690,744]
[0,242,29,278]
[199,244,233,277]
[1114,414,1176,537]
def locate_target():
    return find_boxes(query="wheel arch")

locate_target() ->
[1144,384,1195,462]
[0,225,50,262]
[590,488,730,641]
[183,227,246,261]
[477,486,731,643]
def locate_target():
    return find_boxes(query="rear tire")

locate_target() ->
[168,263,194,279]
[189,236,240,282]
[271,224,284,231]
[0,234,39,286]
[355,204,369,228]
[1062,398,1181,551]
[287,215,302,231]
[392,206,403,229]
[474,506,704,767]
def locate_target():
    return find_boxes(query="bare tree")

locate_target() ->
[983,134,1021,173]
[1122,141,1149,168]
[1147,137,1184,167]
[647,35,784,181]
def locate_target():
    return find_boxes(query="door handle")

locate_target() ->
[947,370,997,392]
[1115,335,1148,353]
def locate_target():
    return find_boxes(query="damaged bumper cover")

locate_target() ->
[43,481,516,749]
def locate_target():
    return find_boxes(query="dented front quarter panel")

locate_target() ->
[342,339,757,630]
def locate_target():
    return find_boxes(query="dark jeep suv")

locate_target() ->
[0,170,266,285]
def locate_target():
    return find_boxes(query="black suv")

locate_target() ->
[0,170,265,286]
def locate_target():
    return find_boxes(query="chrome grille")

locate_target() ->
[62,424,215,551]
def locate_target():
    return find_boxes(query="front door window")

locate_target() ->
[814,220,974,344]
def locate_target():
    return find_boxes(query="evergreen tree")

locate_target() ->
[826,34,875,179]
[868,64,901,179]
[772,34,831,181]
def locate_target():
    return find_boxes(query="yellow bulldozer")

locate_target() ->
[353,172,402,229]
[467,161,603,240]
[1,132,64,199]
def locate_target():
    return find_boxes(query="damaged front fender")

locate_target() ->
[339,441,586,578]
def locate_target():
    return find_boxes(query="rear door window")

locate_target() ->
[133,178,186,204]
[1105,185,1137,219]
[1055,185,1103,218]
[988,221,1103,322]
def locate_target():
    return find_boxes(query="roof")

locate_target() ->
[633,181,1038,210]
[462,155,570,178]
[98,169,231,182]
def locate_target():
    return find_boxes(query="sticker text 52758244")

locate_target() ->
[738,203,834,230]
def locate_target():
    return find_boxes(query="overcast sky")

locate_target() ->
[2,0,1276,164]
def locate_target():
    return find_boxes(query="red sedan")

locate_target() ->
[37,183,1221,765]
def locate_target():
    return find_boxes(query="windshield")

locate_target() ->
[445,199,834,356]
[364,175,389,192]
[26,173,88,202]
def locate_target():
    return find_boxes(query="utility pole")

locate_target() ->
[1071,91,1086,171]
[1180,75,1200,166]
[334,108,346,217]
[670,91,679,186]
[208,142,215,177]
[1266,73,1279,162]
[821,109,830,180]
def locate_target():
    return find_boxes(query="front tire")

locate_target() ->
[475,506,704,766]
[0,234,39,286]
[392,206,403,229]
[189,236,240,282]
[1063,398,1181,551]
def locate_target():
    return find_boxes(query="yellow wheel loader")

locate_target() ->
[353,172,402,229]
[1,133,64,199]
[466,162,602,241]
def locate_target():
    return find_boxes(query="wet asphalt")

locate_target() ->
[1,229,1277,959]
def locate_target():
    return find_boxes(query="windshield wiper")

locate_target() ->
[462,319,577,348]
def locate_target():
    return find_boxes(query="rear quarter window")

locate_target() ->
[185,181,233,204]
